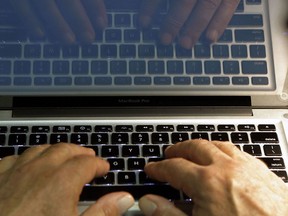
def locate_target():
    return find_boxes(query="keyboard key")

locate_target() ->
[157,45,174,58]
[0,147,15,158]
[171,133,189,144]
[0,61,11,75]
[54,77,72,86]
[154,77,171,85]
[211,133,229,141]
[129,61,146,75]
[258,124,276,131]
[71,133,88,145]
[264,145,282,156]
[174,77,191,85]
[139,45,155,58]
[0,28,27,42]
[82,45,98,58]
[101,45,117,58]
[151,133,169,144]
[74,77,92,86]
[44,45,60,58]
[193,77,210,85]
[33,61,51,75]
[0,126,8,133]
[120,45,136,58]
[24,44,41,58]
[259,158,285,169]
[53,61,69,75]
[197,125,215,131]
[252,77,268,85]
[115,14,131,27]
[114,76,132,85]
[272,171,288,183]
[53,126,71,133]
[242,61,267,74]
[118,172,136,184]
[218,30,233,42]
[194,45,211,58]
[80,185,180,201]
[9,134,27,145]
[74,126,92,133]
[0,135,6,145]
[223,61,240,74]
[128,158,145,170]
[101,146,119,157]
[157,125,174,132]
[186,61,202,74]
[167,61,184,74]
[191,133,209,140]
[95,126,112,132]
[32,125,49,133]
[50,134,68,144]
[231,45,248,58]
[72,61,89,75]
[124,29,140,42]
[107,158,125,170]
[95,172,115,185]
[142,145,161,157]
[176,46,192,58]
[136,125,154,132]
[94,77,112,85]
[148,61,165,74]
[91,61,108,75]
[111,61,127,75]
[231,133,249,143]
[250,45,266,58]
[213,45,229,58]
[243,145,262,156]
[29,134,47,145]
[115,125,133,132]
[11,126,29,133]
[235,30,265,42]
[213,77,230,85]
[251,132,279,143]
[111,133,129,144]
[177,125,195,132]
[232,77,249,85]
[218,125,235,131]
[14,61,31,75]
[122,145,140,157]
[204,61,221,75]
[134,77,152,85]
[238,124,256,131]
[91,133,109,145]
[131,133,149,144]
[229,14,263,27]
[105,29,122,42]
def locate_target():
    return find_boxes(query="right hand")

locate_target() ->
[9,0,107,43]
[140,140,288,216]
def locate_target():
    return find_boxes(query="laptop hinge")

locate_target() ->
[12,96,253,117]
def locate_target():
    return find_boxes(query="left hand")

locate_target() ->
[139,0,240,48]
[0,143,134,216]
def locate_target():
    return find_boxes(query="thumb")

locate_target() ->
[139,195,188,216]
[81,192,134,216]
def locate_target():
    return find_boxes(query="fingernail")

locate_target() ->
[179,36,193,49]
[160,33,173,45]
[139,197,157,216]
[207,30,218,43]
[116,194,135,214]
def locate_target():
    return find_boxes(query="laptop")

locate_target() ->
[0,0,287,215]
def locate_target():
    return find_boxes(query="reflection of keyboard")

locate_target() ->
[0,0,275,94]
[0,120,287,200]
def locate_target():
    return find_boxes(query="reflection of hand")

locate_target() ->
[139,0,240,48]
[9,0,107,43]
[140,140,288,216]
[0,144,134,216]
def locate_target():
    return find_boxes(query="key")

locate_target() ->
[107,158,125,170]
[80,185,181,201]
[29,134,48,145]
[235,30,265,42]
[258,124,276,131]
[272,171,288,183]
[50,134,68,144]
[91,133,109,144]
[191,133,209,140]
[127,158,146,170]
[229,14,263,27]
[242,61,267,74]
[112,133,129,144]
[95,172,115,185]
[11,126,29,133]
[142,145,161,157]
[251,132,279,143]
[171,133,189,144]
[0,147,15,158]
[211,133,229,141]
[243,145,262,156]
[231,133,249,143]
[131,133,149,144]
[71,133,88,145]
[136,125,154,132]
[53,126,71,133]
[62,45,79,58]
[197,125,215,131]
[101,146,119,157]
[118,172,136,184]
[152,133,169,144]
[8,134,26,145]
[0,135,5,145]
[264,145,282,156]
[186,61,202,74]
[259,158,285,169]
[122,145,140,157]
[157,125,174,132]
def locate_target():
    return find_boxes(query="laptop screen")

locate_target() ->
[0,0,287,108]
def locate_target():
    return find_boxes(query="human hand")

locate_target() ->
[9,0,107,43]
[139,140,288,216]
[139,0,240,48]
[0,143,134,216]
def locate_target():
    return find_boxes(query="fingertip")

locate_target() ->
[160,32,173,45]
[206,30,219,43]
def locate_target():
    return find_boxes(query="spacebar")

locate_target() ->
[80,185,181,201]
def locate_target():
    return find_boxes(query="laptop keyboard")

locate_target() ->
[0,120,287,200]
[0,0,275,94]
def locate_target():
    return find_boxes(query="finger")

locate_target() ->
[81,192,134,216]
[9,0,45,38]
[56,0,95,43]
[139,194,187,216]
[211,141,245,159]
[31,0,76,43]
[139,0,163,28]
[13,144,51,168]
[179,0,222,48]
[0,155,18,174]
[159,0,197,45]
[38,143,96,168]
[82,0,108,30]
[165,139,227,165]
[205,0,239,42]
[56,155,109,197]
[144,158,200,198]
